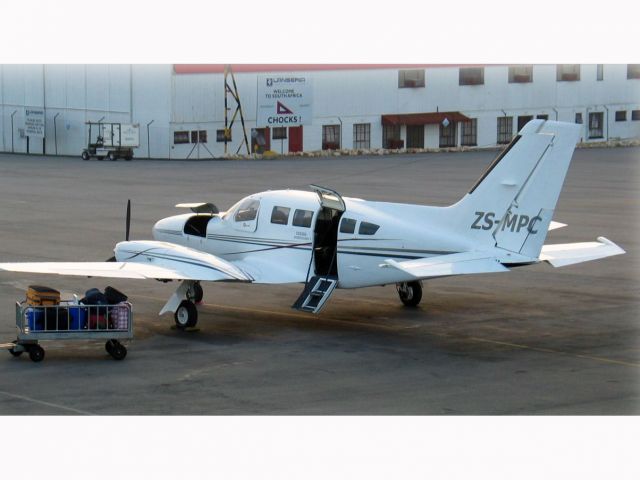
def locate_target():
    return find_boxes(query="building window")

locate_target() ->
[461,119,477,146]
[597,64,604,81]
[615,111,627,122]
[628,64,640,79]
[353,123,371,149]
[497,117,513,144]
[459,67,484,85]
[191,130,207,143]
[383,125,402,149]
[517,115,534,132]
[557,64,580,81]
[398,69,425,88]
[632,110,640,121]
[322,125,341,150]
[272,127,287,140]
[439,122,457,148]
[217,129,230,142]
[537,114,549,120]
[588,112,604,139]
[508,65,533,83]
[174,131,189,144]
[575,113,583,124]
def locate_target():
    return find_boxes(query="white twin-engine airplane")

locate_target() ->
[0,120,625,329]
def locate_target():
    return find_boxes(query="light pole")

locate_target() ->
[10,110,17,153]
[147,119,154,158]
[53,113,60,155]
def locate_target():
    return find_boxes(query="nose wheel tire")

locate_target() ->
[175,300,198,329]
[397,281,423,307]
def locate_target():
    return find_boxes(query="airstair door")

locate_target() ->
[292,185,345,313]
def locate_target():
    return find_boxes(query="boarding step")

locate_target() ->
[292,275,338,314]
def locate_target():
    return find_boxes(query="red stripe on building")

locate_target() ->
[174,64,492,74]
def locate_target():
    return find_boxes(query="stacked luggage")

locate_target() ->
[24,285,129,331]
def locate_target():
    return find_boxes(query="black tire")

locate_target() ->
[105,340,115,355]
[174,300,198,329]
[190,283,204,303]
[81,151,90,161]
[9,342,22,357]
[109,341,127,360]
[28,345,45,362]
[397,281,423,307]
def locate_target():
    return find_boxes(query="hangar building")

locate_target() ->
[0,64,639,159]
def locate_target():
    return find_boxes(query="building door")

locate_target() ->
[289,126,303,152]
[251,128,270,153]
[406,125,424,148]
[517,115,534,132]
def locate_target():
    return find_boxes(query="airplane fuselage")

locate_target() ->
[151,190,471,288]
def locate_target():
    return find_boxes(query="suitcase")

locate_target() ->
[105,286,128,305]
[81,288,109,306]
[26,285,60,306]
[45,307,70,330]
[88,312,108,330]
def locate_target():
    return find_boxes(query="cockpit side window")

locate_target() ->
[339,217,356,234]
[292,209,314,228]
[234,199,260,222]
[358,221,380,235]
[271,206,291,225]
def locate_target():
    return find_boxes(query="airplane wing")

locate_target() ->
[380,251,510,279]
[0,241,253,283]
[539,236,625,267]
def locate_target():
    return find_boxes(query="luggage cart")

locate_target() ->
[3,301,133,362]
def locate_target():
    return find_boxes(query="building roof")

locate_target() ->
[174,64,491,74]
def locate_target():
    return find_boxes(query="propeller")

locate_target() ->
[107,199,131,262]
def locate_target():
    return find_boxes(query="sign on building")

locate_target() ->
[25,108,45,138]
[257,75,313,127]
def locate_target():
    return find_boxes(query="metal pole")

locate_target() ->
[10,110,16,153]
[603,105,609,141]
[146,119,154,158]
[53,113,60,155]
[337,117,343,150]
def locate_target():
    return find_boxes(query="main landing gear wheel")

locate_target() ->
[105,340,127,360]
[397,281,423,307]
[189,282,203,304]
[28,345,45,363]
[175,300,198,329]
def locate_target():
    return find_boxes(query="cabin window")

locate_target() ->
[292,209,314,228]
[271,206,290,225]
[339,218,356,234]
[234,199,260,222]
[184,215,212,237]
[358,222,380,235]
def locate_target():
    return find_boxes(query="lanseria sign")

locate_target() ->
[257,75,313,127]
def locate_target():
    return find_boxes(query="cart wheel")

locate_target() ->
[105,340,115,355]
[9,342,22,357]
[81,151,90,161]
[109,341,127,360]
[28,345,45,363]
[107,152,117,161]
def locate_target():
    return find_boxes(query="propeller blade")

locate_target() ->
[126,199,131,242]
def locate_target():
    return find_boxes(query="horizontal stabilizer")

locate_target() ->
[540,237,625,267]
[380,251,509,279]
[549,221,567,231]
